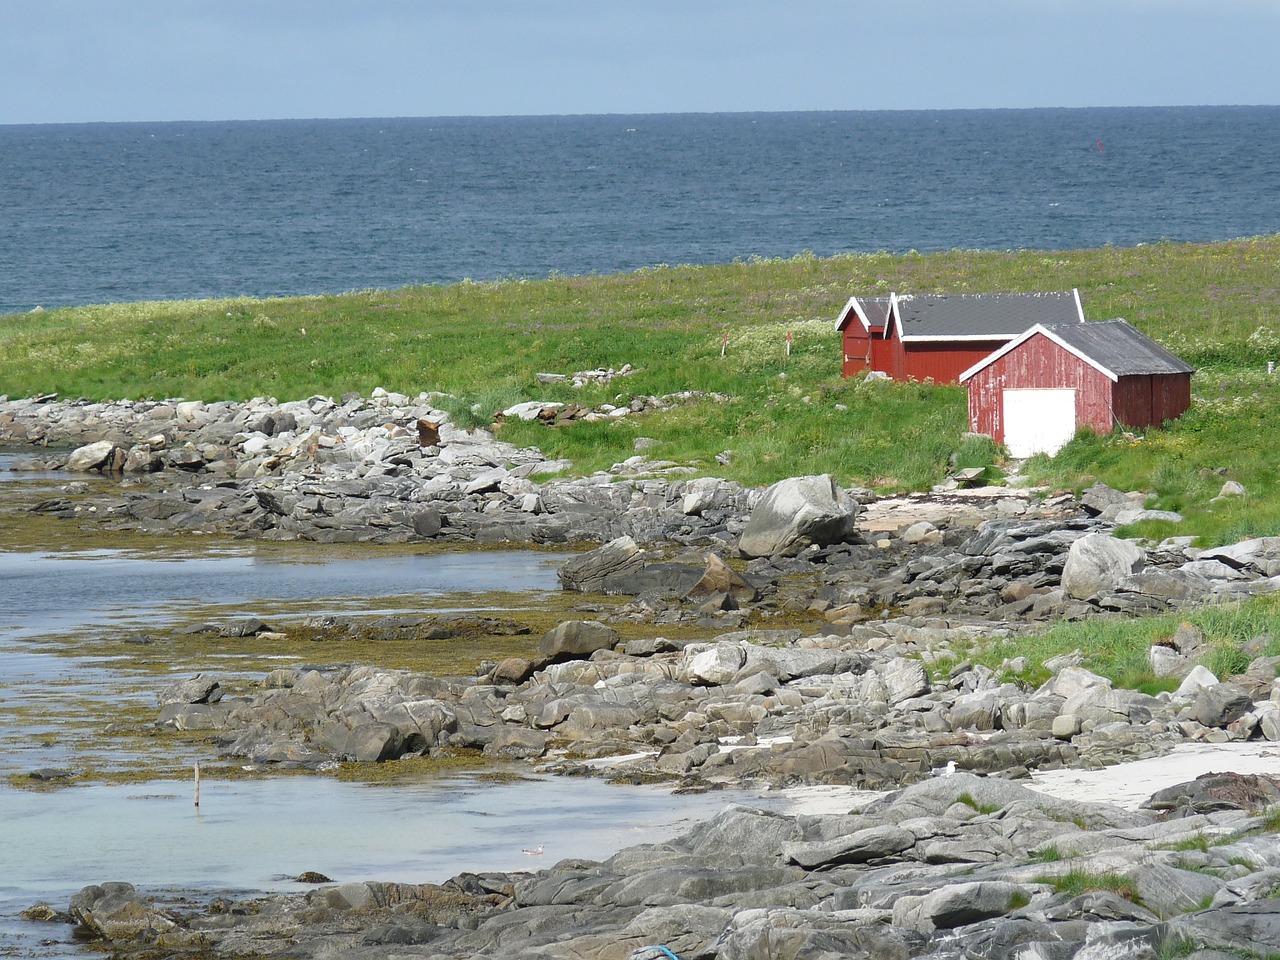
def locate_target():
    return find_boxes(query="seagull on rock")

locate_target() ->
[930,760,957,778]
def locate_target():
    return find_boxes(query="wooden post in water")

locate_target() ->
[194,760,201,809]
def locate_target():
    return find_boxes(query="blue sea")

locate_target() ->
[2,106,1279,316]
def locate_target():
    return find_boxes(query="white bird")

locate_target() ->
[522,845,544,856]
[930,760,957,778]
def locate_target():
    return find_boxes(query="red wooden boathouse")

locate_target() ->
[833,296,893,377]
[959,319,1195,457]
[836,290,1086,384]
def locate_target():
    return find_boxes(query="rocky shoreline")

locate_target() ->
[32,770,1280,959]
[8,391,1280,958]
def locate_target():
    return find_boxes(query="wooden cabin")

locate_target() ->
[833,296,892,377]
[959,319,1195,457]
[836,290,1086,384]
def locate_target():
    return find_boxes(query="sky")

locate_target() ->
[4,0,1279,124]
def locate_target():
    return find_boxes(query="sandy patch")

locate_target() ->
[770,742,1280,816]
[1027,742,1280,809]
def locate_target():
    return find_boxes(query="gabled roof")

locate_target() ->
[958,319,1197,383]
[887,290,1084,342]
[834,295,892,333]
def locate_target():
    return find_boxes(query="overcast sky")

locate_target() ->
[5,1,1278,124]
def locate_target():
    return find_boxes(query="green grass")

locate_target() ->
[971,594,1280,687]
[956,791,1002,815]
[1035,868,1142,904]
[1157,935,1200,960]
[1028,845,1065,864]
[4,236,1280,527]
[1159,834,1212,853]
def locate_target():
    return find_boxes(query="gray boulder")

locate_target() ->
[782,825,917,868]
[370,699,457,748]
[715,908,904,960]
[1080,482,1134,516]
[1150,644,1192,678]
[893,880,1033,932]
[679,805,802,866]
[685,554,758,604]
[68,882,178,942]
[157,674,222,706]
[1201,537,1280,577]
[1168,901,1280,956]
[1117,569,1213,604]
[66,440,118,472]
[877,658,931,704]
[538,620,621,662]
[1193,682,1256,728]
[685,643,748,685]
[314,719,402,762]
[558,536,645,593]
[1131,863,1224,917]
[738,474,859,559]
[484,726,549,759]
[1144,772,1280,815]
[1176,665,1220,697]
[1062,534,1146,600]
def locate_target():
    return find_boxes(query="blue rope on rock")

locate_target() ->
[643,947,682,960]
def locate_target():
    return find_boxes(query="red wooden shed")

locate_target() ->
[882,290,1085,384]
[836,290,1086,384]
[833,296,892,377]
[959,319,1195,457]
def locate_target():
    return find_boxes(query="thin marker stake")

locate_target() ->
[194,760,201,809]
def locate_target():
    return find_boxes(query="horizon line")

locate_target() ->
[3,102,1278,128]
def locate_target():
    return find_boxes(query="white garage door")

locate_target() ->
[1003,389,1077,457]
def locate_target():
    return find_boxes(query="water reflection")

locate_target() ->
[0,547,566,639]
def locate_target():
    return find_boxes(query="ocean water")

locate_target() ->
[3,106,1280,315]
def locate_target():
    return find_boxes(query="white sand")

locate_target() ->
[1027,742,1280,809]
[772,742,1280,815]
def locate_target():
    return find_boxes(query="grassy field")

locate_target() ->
[5,237,1280,693]
[3,236,1280,544]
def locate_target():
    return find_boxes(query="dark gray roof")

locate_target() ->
[1040,319,1195,376]
[835,296,893,331]
[859,297,892,329]
[894,291,1082,340]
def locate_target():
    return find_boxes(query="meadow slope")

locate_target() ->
[3,236,1279,543]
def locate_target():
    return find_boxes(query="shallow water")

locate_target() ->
[0,469,751,958]
[0,771,765,958]
[0,545,566,640]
